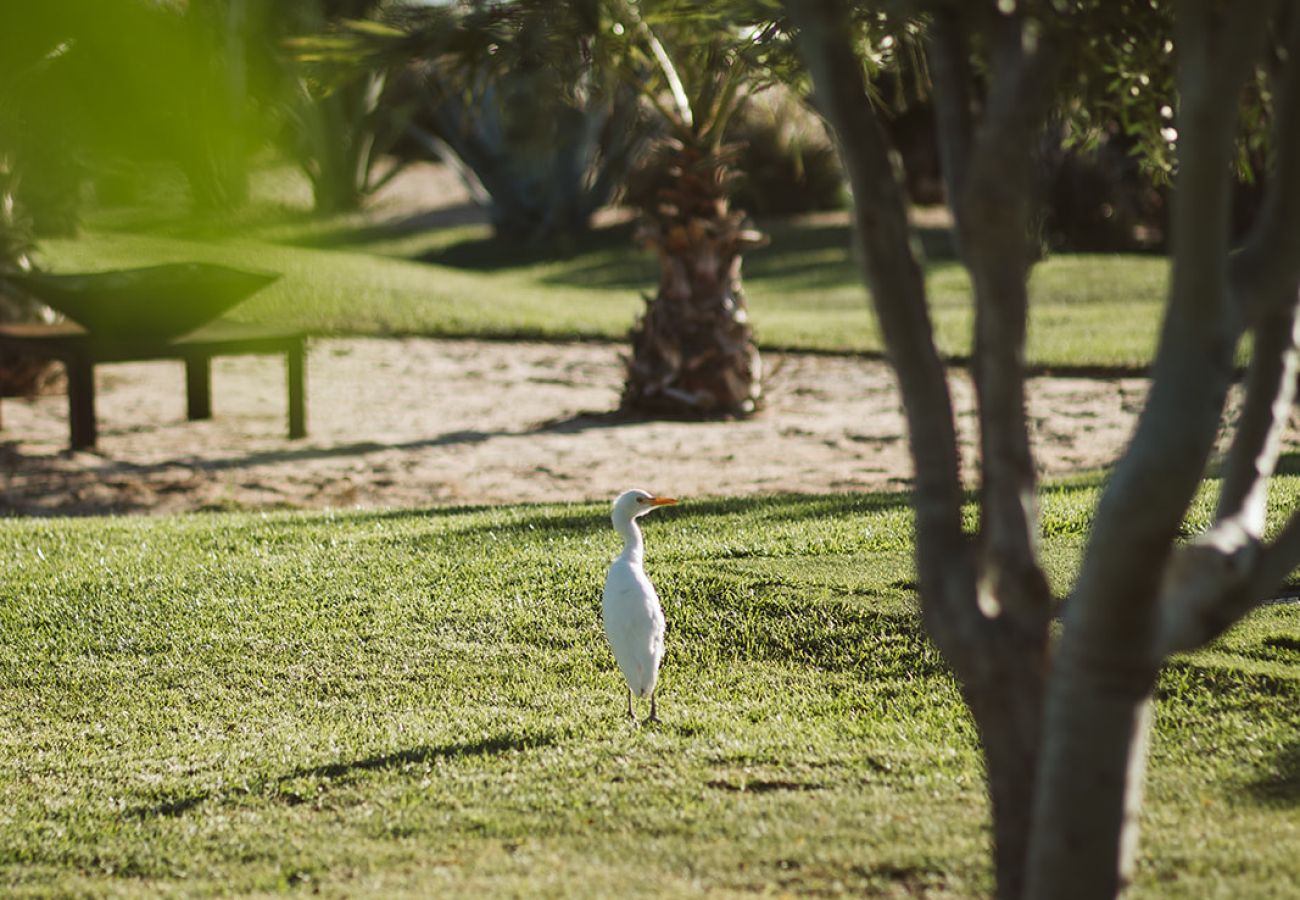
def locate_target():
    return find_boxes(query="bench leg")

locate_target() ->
[287,340,306,439]
[67,357,96,450]
[186,355,212,420]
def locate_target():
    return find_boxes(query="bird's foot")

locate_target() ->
[643,712,660,725]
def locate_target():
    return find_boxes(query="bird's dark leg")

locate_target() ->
[646,692,659,724]
[626,689,635,721]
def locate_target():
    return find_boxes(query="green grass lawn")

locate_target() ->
[38,205,1171,371]
[3,485,1298,897]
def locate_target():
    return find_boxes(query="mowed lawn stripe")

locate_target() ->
[2,486,1299,896]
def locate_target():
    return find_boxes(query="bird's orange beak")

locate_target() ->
[649,496,679,507]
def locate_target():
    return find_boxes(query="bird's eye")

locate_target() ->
[635,497,648,504]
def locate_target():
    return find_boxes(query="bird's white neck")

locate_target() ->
[614,516,645,566]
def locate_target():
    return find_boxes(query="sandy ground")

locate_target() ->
[0,163,1195,517]
[0,337,1157,516]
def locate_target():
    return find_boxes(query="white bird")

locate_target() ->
[603,488,678,723]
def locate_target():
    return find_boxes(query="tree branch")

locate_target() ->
[786,0,976,652]
[1027,4,1273,896]
[1061,0,1269,655]
[1216,306,1300,532]
[1157,301,1300,656]
[1155,7,1300,656]
[1156,520,1262,656]
[927,6,976,219]
[795,7,1049,895]
[1230,4,1300,323]
[1156,486,1300,657]
[957,9,1065,630]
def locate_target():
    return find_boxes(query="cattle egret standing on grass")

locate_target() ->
[603,489,678,723]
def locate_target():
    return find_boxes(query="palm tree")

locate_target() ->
[624,135,766,417]
[618,15,772,418]
[293,1,775,416]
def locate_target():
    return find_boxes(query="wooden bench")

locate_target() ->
[0,319,306,450]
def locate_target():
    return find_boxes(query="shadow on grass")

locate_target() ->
[417,221,641,276]
[412,217,959,295]
[282,732,556,783]
[1247,735,1300,806]
[1274,452,1300,477]
[693,587,947,680]
[131,731,556,820]
[285,204,492,250]
[744,221,958,285]
[426,490,921,543]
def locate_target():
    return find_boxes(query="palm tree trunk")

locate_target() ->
[622,143,765,418]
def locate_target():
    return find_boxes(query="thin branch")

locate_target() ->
[405,119,492,206]
[1230,4,1300,323]
[926,6,976,215]
[786,0,975,651]
[929,10,1064,623]
[1215,305,1300,531]
[1030,7,1274,891]
[959,10,1065,629]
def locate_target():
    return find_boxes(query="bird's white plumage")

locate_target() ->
[603,557,665,697]
[602,489,675,717]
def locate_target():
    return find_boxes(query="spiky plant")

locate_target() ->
[624,136,766,416]
[617,15,771,419]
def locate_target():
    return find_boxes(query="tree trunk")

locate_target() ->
[960,648,1047,900]
[1024,5,1271,897]
[621,142,765,418]
[793,0,1300,897]
[410,6,650,245]
[305,84,371,215]
[792,5,1062,896]
[622,258,763,417]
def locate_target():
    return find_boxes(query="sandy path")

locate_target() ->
[0,337,1159,516]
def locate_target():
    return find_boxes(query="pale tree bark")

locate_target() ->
[783,2,973,628]
[791,3,1058,897]
[957,10,1058,633]
[929,9,1059,898]
[1024,3,1272,897]
[1156,2,1300,658]
[794,0,1300,897]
